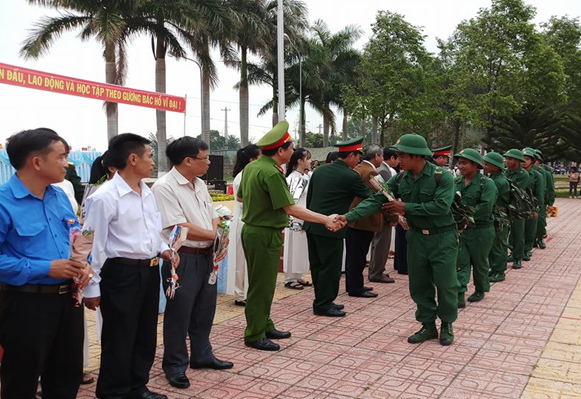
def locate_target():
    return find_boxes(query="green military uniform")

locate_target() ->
[535,150,554,248]
[454,149,497,304]
[238,122,295,344]
[523,148,545,260]
[304,138,372,314]
[504,149,531,269]
[345,134,458,346]
[484,152,511,282]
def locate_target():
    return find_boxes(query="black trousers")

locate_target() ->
[162,253,217,376]
[345,227,375,295]
[0,289,83,399]
[394,224,409,274]
[307,233,344,313]
[96,259,160,399]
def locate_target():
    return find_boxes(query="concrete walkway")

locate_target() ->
[78,198,581,399]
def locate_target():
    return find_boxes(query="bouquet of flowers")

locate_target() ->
[369,175,396,202]
[166,225,189,299]
[68,219,94,307]
[210,205,232,285]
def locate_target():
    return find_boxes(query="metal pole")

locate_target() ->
[277,0,285,121]
[183,93,187,136]
[299,56,303,146]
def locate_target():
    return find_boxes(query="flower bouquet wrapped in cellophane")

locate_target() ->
[166,225,189,299]
[210,205,233,285]
[369,175,396,202]
[69,220,94,307]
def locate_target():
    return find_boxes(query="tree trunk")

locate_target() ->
[202,72,211,147]
[371,117,378,145]
[342,108,348,140]
[300,96,306,147]
[239,46,249,146]
[360,119,366,139]
[105,43,118,141]
[452,119,462,157]
[155,38,168,176]
[323,115,330,147]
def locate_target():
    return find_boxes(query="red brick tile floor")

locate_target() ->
[78,198,581,398]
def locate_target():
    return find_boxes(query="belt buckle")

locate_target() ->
[150,257,159,267]
[421,229,430,235]
[58,285,69,295]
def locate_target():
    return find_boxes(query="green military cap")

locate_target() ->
[257,121,292,150]
[432,145,452,157]
[393,134,433,156]
[454,148,483,168]
[522,147,538,159]
[336,137,364,153]
[483,151,505,169]
[503,149,525,162]
[534,149,544,160]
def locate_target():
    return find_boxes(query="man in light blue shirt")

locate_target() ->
[0,128,91,399]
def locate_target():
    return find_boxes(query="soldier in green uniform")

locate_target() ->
[339,134,458,346]
[504,149,531,270]
[522,148,545,261]
[238,121,340,351]
[484,152,511,282]
[454,149,497,306]
[304,137,372,317]
[534,149,554,249]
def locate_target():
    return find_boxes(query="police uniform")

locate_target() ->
[238,122,296,350]
[454,149,497,305]
[504,149,531,270]
[344,134,458,346]
[522,148,545,261]
[484,152,511,282]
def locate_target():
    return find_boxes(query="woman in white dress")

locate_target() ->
[283,148,313,289]
[227,144,261,306]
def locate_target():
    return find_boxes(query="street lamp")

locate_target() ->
[277,0,285,120]
[183,56,206,144]
[285,34,304,147]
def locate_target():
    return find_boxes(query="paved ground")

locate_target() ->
[78,198,581,399]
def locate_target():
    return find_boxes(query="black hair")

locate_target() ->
[383,148,398,160]
[89,151,116,183]
[286,148,311,177]
[337,151,360,159]
[7,128,69,170]
[108,133,151,170]
[325,151,339,163]
[261,141,293,157]
[233,144,261,177]
[166,136,209,166]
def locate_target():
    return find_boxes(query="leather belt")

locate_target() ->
[178,246,213,255]
[109,257,160,267]
[1,283,73,295]
[413,225,457,235]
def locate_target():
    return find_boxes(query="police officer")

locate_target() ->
[454,149,497,306]
[504,149,531,270]
[534,149,554,249]
[238,121,339,351]
[340,134,458,346]
[484,152,511,282]
[522,148,545,262]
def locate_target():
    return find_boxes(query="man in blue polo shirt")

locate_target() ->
[0,128,92,399]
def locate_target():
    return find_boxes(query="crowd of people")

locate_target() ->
[0,123,557,398]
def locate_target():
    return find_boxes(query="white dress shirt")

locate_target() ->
[83,172,169,298]
[362,159,378,172]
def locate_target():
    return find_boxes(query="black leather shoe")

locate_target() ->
[331,302,344,310]
[363,286,374,291]
[266,329,291,339]
[129,389,168,399]
[349,291,378,298]
[314,307,346,317]
[190,358,234,370]
[166,372,190,389]
[245,337,280,351]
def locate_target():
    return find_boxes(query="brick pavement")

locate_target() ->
[78,197,581,399]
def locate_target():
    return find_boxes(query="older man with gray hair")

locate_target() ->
[345,144,389,297]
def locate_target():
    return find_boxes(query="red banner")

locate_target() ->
[0,62,186,113]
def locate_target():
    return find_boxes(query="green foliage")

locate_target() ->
[196,130,241,151]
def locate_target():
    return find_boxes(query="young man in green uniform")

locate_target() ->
[534,149,554,249]
[238,121,340,351]
[454,149,497,306]
[304,137,373,317]
[522,148,545,261]
[339,134,458,346]
[484,152,511,282]
[504,149,531,270]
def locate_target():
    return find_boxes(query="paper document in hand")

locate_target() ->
[369,175,396,202]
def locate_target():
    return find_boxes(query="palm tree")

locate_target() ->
[21,0,146,141]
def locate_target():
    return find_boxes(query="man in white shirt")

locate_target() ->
[152,137,233,390]
[84,133,178,399]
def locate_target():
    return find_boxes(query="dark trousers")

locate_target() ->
[345,227,375,295]
[162,253,217,376]
[0,289,83,399]
[96,260,160,399]
[570,182,578,197]
[394,224,409,274]
[307,233,344,313]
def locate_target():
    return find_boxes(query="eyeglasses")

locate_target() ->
[185,155,210,162]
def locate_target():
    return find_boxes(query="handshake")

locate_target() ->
[324,214,349,232]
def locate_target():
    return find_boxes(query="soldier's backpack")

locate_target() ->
[506,179,536,220]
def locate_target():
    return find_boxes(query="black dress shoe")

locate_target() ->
[349,291,378,298]
[331,302,344,310]
[363,286,374,291]
[166,372,190,389]
[266,329,291,339]
[129,389,168,399]
[245,338,280,351]
[314,307,346,317]
[190,358,234,370]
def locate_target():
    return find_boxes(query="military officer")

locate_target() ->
[522,148,545,262]
[504,149,531,270]
[304,137,373,317]
[534,149,554,249]
[432,146,453,169]
[484,152,511,282]
[339,134,458,346]
[238,121,339,351]
[454,149,497,306]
